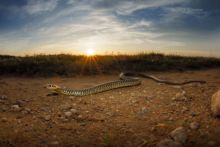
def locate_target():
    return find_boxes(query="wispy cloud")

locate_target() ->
[0,0,220,55]
[24,0,58,15]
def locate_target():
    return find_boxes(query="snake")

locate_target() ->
[46,72,206,96]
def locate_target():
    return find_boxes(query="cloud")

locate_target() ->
[0,0,220,55]
[67,0,187,15]
[24,0,58,15]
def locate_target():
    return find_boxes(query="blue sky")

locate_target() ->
[0,0,220,56]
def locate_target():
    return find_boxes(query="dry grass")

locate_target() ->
[0,53,220,76]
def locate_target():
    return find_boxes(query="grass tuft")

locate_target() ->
[0,53,220,76]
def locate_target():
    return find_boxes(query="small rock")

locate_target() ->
[168,117,174,121]
[50,141,59,145]
[181,107,188,113]
[131,93,135,97]
[172,92,187,101]
[21,110,28,115]
[11,105,21,112]
[78,115,83,119]
[211,90,220,117]
[21,107,31,114]
[170,127,187,144]
[190,112,198,117]
[44,115,51,121]
[70,108,78,114]
[172,86,182,89]
[60,117,68,122]
[109,96,114,99]
[157,139,182,147]
[64,111,72,118]
[24,108,31,112]
[190,122,200,130]
[0,95,7,100]
[1,117,7,122]
[61,104,72,110]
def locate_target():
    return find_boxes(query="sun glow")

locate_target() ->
[86,48,95,56]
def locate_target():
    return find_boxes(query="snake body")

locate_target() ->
[46,72,206,96]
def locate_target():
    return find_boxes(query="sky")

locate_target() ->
[0,0,220,56]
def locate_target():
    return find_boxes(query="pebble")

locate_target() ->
[60,117,68,122]
[131,93,135,97]
[157,139,182,147]
[190,122,200,130]
[109,96,114,99]
[11,105,21,112]
[170,127,187,144]
[181,107,189,113]
[172,86,182,89]
[211,90,220,117]
[64,111,72,118]
[70,108,78,114]
[190,112,198,117]
[1,117,7,122]
[21,108,31,114]
[44,115,51,121]
[78,115,83,119]
[172,92,187,101]
[0,95,7,100]
[50,141,59,145]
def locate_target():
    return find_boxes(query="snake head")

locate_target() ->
[45,84,61,90]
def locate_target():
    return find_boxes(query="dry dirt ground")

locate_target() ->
[0,69,220,147]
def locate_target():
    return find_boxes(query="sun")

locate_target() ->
[86,48,95,56]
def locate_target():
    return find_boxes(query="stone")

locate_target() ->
[131,93,135,97]
[70,109,78,114]
[190,112,198,117]
[64,111,72,118]
[172,92,187,101]
[50,141,59,145]
[170,127,187,144]
[44,115,51,121]
[21,107,31,114]
[0,95,7,100]
[11,105,22,112]
[157,139,182,147]
[190,122,200,130]
[211,90,220,117]
[181,107,189,113]
[1,117,7,122]
[78,115,83,119]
